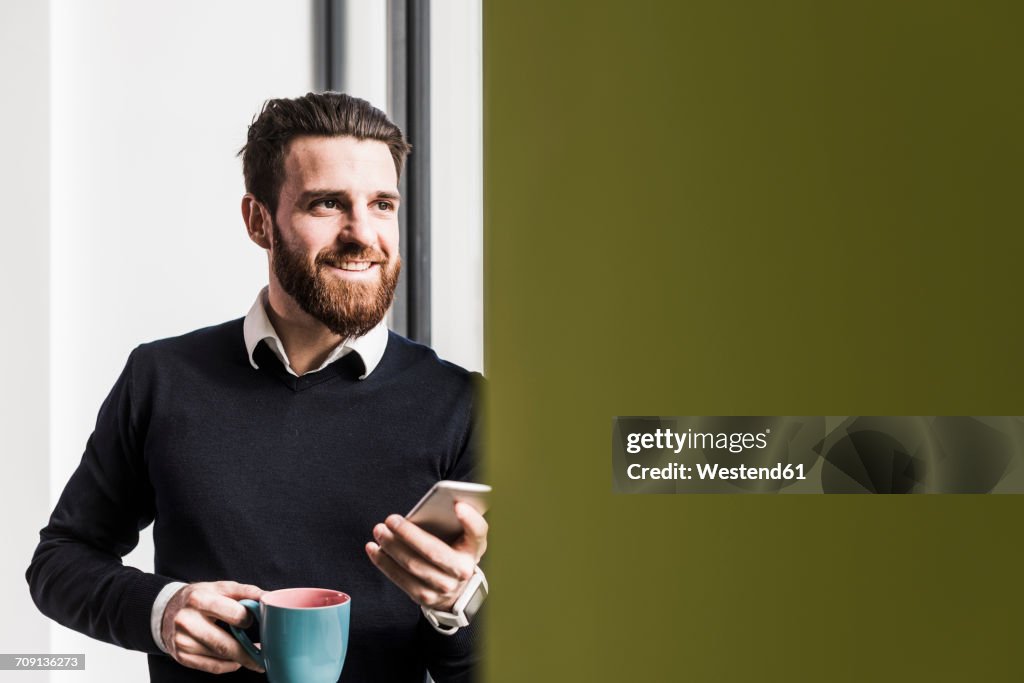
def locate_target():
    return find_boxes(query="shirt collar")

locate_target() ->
[242,287,388,379]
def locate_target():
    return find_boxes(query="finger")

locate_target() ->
[176,651,242,675]
[372,524,463,595]
[171,629,259,673]
[212,581,264,601]
[172,629,257,672]
[186,589,253,627]
[383,515,475,580]
[178,611,264,673]
[170,630,204,655]
[366,542,456,609]
[453,502,489,560]
[365,541,419,603]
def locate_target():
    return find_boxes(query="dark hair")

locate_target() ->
[239,92,411,214]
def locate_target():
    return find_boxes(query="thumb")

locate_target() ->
[452,502,488,561]
[215,581,265,600]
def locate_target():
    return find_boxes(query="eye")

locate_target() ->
[316,199,338,210]
[375,201,394,211]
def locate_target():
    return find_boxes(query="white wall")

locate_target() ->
[48,1,312,681]
[0,1,56,681]
[430,0,484,373]
[340,0,389,112]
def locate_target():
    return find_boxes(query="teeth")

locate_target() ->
[339,262,372,271]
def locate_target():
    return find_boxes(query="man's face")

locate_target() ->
[270,135,401,339]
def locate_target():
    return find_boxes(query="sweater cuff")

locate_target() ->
[151,582,187,653]
[119,572,180,655]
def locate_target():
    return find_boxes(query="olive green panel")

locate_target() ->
[483,1,1023,681]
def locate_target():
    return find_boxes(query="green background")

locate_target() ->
[483,1,1023,681]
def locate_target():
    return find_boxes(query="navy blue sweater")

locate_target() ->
[27,319,482,682]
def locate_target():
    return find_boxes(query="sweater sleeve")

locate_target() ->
[422,372,486,682]
[26,348,177,654]
[442,372,486,484]
[419,614,482,683]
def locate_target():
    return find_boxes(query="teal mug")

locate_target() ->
[229,587,351,683]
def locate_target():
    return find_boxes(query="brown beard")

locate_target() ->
[271,220,401,339]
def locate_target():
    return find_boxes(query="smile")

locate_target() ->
[337,261,375,272]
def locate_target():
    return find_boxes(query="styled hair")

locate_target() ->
[239,92,411,214]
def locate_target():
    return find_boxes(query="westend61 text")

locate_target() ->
[627,462,807,481]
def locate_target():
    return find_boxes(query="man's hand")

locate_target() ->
[366,502,488,611]
[161,581,265,675]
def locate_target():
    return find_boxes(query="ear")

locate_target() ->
[241,194,272,249]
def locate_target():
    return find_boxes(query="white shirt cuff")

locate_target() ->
[151,582,187,653]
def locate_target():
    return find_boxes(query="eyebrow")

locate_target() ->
[299,189,402,203]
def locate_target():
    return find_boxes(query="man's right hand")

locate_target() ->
[161,581,265,675]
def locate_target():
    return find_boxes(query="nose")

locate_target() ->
[340,202,376,247]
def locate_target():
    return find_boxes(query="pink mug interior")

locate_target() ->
[261,587,350,609]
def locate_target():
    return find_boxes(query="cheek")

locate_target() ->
[292,221,338,253]
[380,223,401,255]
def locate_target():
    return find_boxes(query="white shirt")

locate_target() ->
[243,286,389,378]
[150,287,389,652]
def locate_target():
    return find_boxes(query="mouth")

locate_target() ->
[325,261,381,278]
[336,261,374,272]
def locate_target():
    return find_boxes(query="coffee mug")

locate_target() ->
[229,587,351,683]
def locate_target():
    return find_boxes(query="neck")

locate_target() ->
[265,284,345,375]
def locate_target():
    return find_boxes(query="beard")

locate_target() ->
[271,220,401,339]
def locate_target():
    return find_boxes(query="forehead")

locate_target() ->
[281,135,397,192]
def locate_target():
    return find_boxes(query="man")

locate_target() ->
[27,92,487,682]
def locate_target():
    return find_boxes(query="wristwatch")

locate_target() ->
[421,566,488,635]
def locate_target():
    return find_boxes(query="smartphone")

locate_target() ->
[406,480,492,544]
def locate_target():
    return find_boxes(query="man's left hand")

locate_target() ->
[365,502,488,611]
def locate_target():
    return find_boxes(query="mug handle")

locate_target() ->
[228,599,264,668]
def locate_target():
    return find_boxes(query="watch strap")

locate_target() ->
[422,566,488,635]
